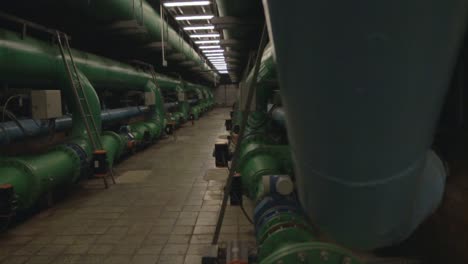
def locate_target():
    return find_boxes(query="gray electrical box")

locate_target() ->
[178,91,186,102]
[31,90,62,119]
[144,92,156,106]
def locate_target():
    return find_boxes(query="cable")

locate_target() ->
[0,109,27,135]
[2,95,23,122]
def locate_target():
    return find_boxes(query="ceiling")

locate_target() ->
[157,0,265,84]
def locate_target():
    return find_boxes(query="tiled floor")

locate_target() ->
[0,108,254,264]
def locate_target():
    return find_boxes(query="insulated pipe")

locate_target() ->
[0,106,149,144]
[263,0,468,249]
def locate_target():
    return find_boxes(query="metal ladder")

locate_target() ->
[55,31,103,151]
[56,32,115,188]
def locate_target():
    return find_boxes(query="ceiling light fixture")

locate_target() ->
[202,49,224,53]
[219,71,229,74]
[199,45,221,49]
[205,54,224,58]
[164,1,210,7]
[195,40,220,44]
[176,15,214,21]
[190,33,220,38]
[183,25,215,30]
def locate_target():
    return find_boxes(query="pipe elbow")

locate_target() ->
[305,150,446,250]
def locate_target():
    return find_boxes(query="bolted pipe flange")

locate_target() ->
[259,242,362,264]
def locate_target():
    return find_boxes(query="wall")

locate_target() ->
[214,84,238,107]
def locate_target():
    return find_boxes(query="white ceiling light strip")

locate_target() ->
[176,15,214,20]
[195,40,220,44]
[184,25,214,30]
[164,1,211,7]
[190,33,220,38]
[202,49,224,53]
[199,45,221,49]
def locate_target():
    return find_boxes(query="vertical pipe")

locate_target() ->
[264,0,468,249]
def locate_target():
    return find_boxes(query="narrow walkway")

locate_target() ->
[0,108,254,264]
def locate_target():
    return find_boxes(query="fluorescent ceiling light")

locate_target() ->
[199,45,221,49]
[190,33,220,38]
[184,25,215,30]
[219,71,229,74]
[176,15,214,21]
[164,1,210,7]
[205,53,224,56]
[202,49,224,53]
[195,40,220,44]
[207,57,225,60]
[209,58,225,61]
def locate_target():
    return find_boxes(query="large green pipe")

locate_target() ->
[130,81,166,141]
[264,0,468,249]
[161,84,189,123]
[0,72,99,210]
[0,28,167,211]
[63,0,213,80]
[0,28,168,129]
[244,43,276,111]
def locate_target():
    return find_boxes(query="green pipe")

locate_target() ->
[0,29,168,212]
[244,43,276,111]
[0,28,167,137]
[64,0,213,79]
[101,131,127,168]
[0,147,81,209]
[130,79,169,141]
[232,43,361,263]
[0,72,101,211]
[159,81,190,122]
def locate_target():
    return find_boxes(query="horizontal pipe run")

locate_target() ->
[0,106,149,144]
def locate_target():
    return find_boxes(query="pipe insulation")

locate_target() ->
[263,0,468,249]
